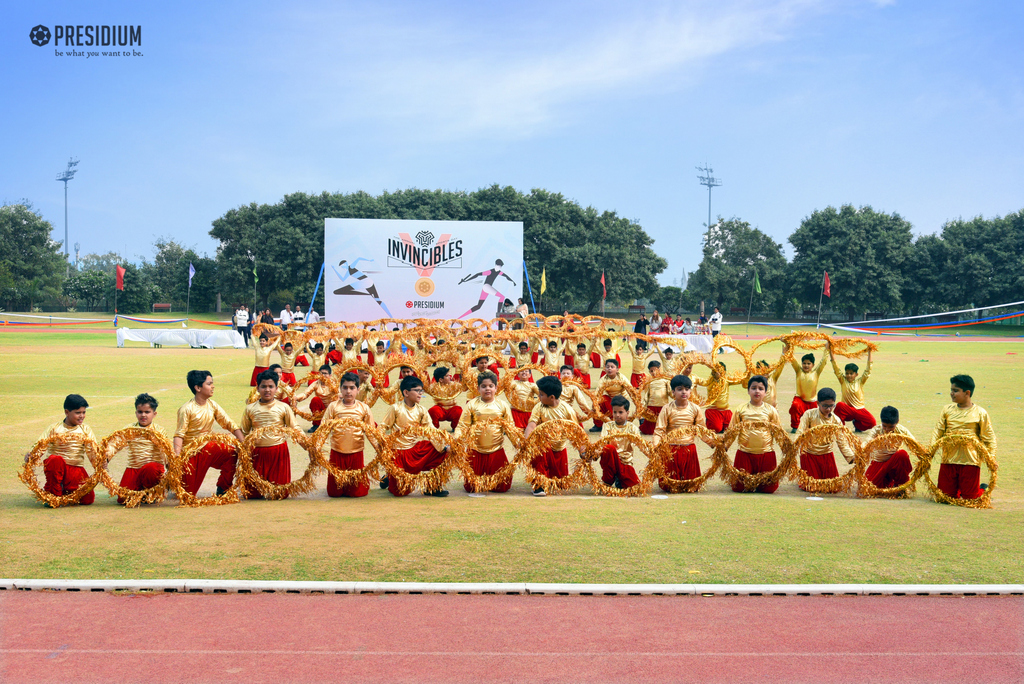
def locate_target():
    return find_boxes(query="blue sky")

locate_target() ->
[2,1,1021,285]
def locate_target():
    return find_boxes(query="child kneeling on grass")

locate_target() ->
[599,395,641,489]
[379,375,450,498]
[524,375,583,497]
[32,394,97,505]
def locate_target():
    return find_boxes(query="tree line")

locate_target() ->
[2,192,1020,318]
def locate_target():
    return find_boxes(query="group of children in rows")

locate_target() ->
[34,328,997,504]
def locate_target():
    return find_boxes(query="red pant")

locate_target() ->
[531,448,569,479]
[43,455,95,505]
[731,449,778,493]
[250,366,269,386]
[326,350,343,365]
[599,445,640,489]
[463,448,512,493]
[182,441,238,496]
[593,395,613,428]
[487,362,500,378]
[639,406,662,435]
[705,408,732,433]
[865,450,912,489]
[630,373,645,389]
[937,463,983,500]
[389,441,447,496]
[799,451,839,487]
[573,369,591,389]
[280,372,297,386]
[659,444,701,491]
[834,402,877,432]
[245,443,291,499]
[117,462,165,504]
[789,396,817,429]
[511,408,532,430]
[328,450,369,498]
[310,396,326,427]
[428,404,463,430]
[590,352,602,369]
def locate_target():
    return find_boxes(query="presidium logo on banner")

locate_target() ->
[387,230,463,299]
[30,24,143,57]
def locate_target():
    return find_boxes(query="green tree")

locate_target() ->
[0,203,66,310]
[106,263,157,314]
[685,218,789,316]
[146,239,218,312]
[788,205,913,318]
[62,269,109,309]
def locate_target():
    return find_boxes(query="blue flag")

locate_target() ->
[188,262,196,288]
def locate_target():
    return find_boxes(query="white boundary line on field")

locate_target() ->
[2,580,1022,596]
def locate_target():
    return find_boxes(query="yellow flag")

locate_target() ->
[540,268,547,294]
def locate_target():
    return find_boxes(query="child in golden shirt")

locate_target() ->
[320,371,375,498]
[864,405,914,490]
[174,370,245,497]
[524,375,582,496]
[508,367,540,429]
[592,358,629,431]
[427,366,463,431]
[728,375,784,493]
[35,393,98,505]
[241,370,299,499]
[599,395,641,489]
[276,342,299,386]
[829,345,876,432]
[116,393,168,504]
[795,387,855,491]
[454,371,516,493]
[379,375,450,497]
[558,366,592,421]
[788,346,827,430]
[653,375,705,491]
[639,360,671,436]
[932,374,997,500]
[251,333,279,386]
[293,365,336,432]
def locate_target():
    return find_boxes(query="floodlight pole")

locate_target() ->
[696,163,721,234]
[56,158,79,277]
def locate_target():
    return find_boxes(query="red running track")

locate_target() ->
[1,593,1021,683]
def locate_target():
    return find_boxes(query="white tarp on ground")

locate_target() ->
[116,327,245,349]
[650,334,714,353]
[324,218,524,322]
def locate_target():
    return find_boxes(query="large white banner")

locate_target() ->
[324,219,524,322]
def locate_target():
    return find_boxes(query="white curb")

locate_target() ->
[4,580,1022,596]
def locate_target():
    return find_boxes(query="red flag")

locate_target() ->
[115,264,126,291]
[600,271,606,299]
[822,271,831,298]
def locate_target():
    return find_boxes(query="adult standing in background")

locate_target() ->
[709,306,723,338]
[650,310,662,334]
[261,309,275,326]
[236,306,250,347]
[633,313,649,336]
[279,304,293,331]
[516,298,529,318]
[293,306,305,327]
[307,308,320,324]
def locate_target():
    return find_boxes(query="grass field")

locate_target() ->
[1,323,1021,584]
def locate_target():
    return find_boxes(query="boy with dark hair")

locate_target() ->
[320,371,375,497]
[540,338,566,375]
[597,337,624,377]
[293,365,336,433]
[174,370,245,497]
[625,339,659,388]
[864,405,914,490]
[454,370,516,493]
[755,359,784,407]
[795,387,855,491]
[829,345,876,432]
[788,345,827,430]
[640,359,670,436]
[251,333,279,386]
[599,395,641,489]
[558,365,592,419]
[592,358,629,432]
[653,375,705,491]
[241,370,299,499]
[277,342,299,386]
[36,394,97,505]
[117,393,167,503]
[511,339,536,374]
[931,374,996,500]
[728,375,784,493]
[339,337,361,364]
[380,375,450,497]
[569,341,594,388]
[428,366,463,431]
[524,375,582,496]
[703,362,735,434]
